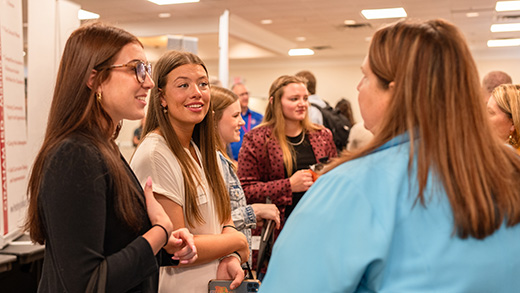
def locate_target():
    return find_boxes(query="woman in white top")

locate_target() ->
[131,50,248,292]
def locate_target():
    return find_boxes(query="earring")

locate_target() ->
[162,105,168,115]
[508,133,519,149]
[95,92,102,102]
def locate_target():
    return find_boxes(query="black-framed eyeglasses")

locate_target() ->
[109,60,152,84]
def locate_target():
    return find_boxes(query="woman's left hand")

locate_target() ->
[216,256,245,290]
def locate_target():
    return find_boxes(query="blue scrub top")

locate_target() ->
[260,133,520,293]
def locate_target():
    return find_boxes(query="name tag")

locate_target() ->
[196,186,208,205]
[251,236,260,250]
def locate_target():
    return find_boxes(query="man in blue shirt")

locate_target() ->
[230,83,263,160]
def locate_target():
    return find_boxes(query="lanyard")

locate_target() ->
[242,113,252,133]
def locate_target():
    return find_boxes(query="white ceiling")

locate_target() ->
[68,0,520,62]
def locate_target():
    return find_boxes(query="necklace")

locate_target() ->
[288,131,305,146]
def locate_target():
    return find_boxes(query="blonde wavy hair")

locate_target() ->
[491,84,520,148]
[260,75,321,175]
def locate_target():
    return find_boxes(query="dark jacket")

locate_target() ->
[37,134,165,292]
[237,125,337,223]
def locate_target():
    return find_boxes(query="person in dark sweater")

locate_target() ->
[24,22,197,292]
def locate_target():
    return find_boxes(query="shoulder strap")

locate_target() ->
[310,102,324,111]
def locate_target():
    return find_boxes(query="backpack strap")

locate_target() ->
[310,102,324,111]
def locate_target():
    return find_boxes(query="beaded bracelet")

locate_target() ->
[152,224,169,247]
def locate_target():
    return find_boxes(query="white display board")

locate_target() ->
[0,0,29,248]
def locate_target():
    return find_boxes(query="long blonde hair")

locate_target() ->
[261,75,321,175]
[143,50,230,227]
[491,84,520,149]
[325,19,520,239]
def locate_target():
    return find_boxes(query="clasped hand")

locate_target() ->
[165,228,198,264]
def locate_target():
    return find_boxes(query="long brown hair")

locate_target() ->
[211,86,239,163]
[143,50,230,227]
[325,19,520,239]
[261,75,321,175]
[25,22,146,244]
[491,84,520,149]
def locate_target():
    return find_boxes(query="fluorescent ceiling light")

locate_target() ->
[148,0,199,5]
[361,7,407,20]
[288,48,314,56]
[78,9,100,20]
[496,1,520,11]
[261,19,273,25]
[487,38,520,47]
[491,23,520,32]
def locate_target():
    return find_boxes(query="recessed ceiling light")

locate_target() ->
[496,1,520,12]
[466,12,479,18]
[159,13,171,18]
[487,38,520,47]
[296,37,306,41]
[491,23,520,32]
[344,20,356,25]
[78,9,100,20]
[361,7,407,20]
[288,48,314,56]
[261,19,273,25]
[148,0,199,5]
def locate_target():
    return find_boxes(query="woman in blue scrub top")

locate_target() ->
[259,19,520,293]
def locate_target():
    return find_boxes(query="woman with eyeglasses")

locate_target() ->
[25,23,197,292]
[487,84,520,152]
[259,19,520,292]
[130,51,248,292]
[237,75,337,277]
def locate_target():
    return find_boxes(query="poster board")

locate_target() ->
[0,0,29,248]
